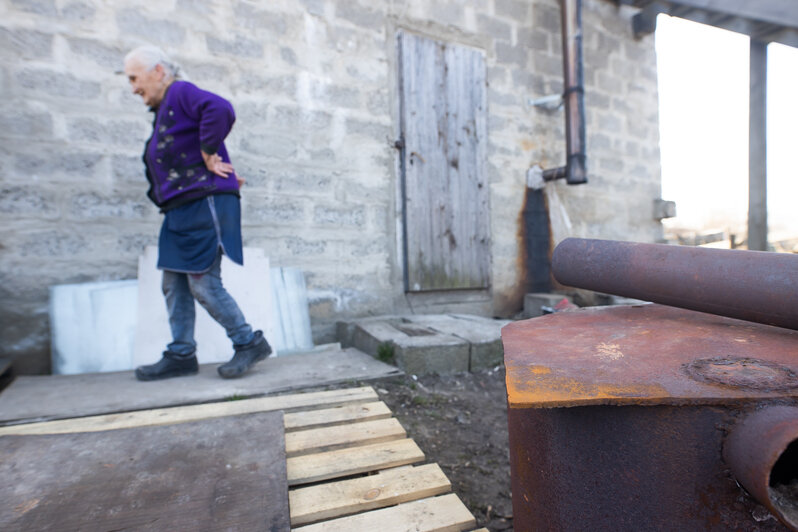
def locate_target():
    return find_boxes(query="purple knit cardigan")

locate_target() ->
[143,80,240,211]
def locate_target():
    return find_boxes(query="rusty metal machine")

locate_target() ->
[503,238,798,531]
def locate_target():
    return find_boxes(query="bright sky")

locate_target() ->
[655,15,798,238]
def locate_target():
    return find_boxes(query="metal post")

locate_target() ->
[748,39,768,251]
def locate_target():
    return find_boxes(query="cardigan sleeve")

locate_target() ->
[175,82,236,155]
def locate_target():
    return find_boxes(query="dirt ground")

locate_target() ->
[370,366,514,531]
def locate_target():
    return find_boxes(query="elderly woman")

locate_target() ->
[123,45,270,380]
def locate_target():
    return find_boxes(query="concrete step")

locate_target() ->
[338,314,510,376]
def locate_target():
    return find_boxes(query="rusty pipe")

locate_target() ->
[560,0,587,185]
[542,0,587,185]
[551,238,798,330]
[724,406,798,531]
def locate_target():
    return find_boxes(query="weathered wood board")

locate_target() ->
[289,463,452,526]
[293,493,476,532]
[398,30,490,292]
[0,412,289,531]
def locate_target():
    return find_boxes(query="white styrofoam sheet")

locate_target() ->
[50,280,138,375]
[270,267,313,354]
[134,246,274,366]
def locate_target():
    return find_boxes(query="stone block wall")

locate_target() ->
[0,0,662,373]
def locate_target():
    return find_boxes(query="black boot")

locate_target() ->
[135,351,198,381]
[217,330,272,379]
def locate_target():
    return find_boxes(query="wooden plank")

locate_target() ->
[283,401,392,432]
[0,412,290,531]
[289,463,451,526]
[293,494,476,532]
[286,418,406,457]
[0,386,378,436]
[287,439,425,486]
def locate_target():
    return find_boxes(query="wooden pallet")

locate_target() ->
[1,386,479,531]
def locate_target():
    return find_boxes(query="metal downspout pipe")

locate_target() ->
[542,0,588,185]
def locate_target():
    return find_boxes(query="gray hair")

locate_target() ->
[124,45,183,79]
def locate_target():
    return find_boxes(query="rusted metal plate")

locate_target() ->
[508,404,793,531]
[0,411,289,531]
[503,304,798,408]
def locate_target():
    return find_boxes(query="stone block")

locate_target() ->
[116,10,186,46]
[207,35,264,58]
[524,293,572,318]
[352,319,470,375]
[403,314,510,371]
[17,69,101,99]
[0,27,53,60]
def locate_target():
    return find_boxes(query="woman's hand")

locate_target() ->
[201,151,234,178]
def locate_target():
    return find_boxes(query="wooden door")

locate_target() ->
[398,32,490,292]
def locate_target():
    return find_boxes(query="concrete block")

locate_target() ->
[285,237,327,256]
[519,28,549,53]
[17,69,101,99]
[116,10,186,46]
[233,3,287,33]
[404,314,510,371]
[352,319,470,375]
[280,47,297,65]
[335,2,382,29]
[524,293,572,318]
[11,0,56,16]
[0,28,53,60]
[61,2,95,21]
[313,205,365,227]
[533,51,562,77]
[477,15,511,41]
[240,133,297,159]
[112,154,145,183]
[243,197,305,224]
[70,192,151,220]
[0,186,59,219]
[270,105,332,132]
[300,0,325,17]
[206,35,264,58]
[532,3,559,28]
[495,0,529,21]
[67,38,125,69]
[0,108,52,138]
[495,42,528,68]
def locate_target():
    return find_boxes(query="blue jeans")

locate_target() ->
[162,250,254,356]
